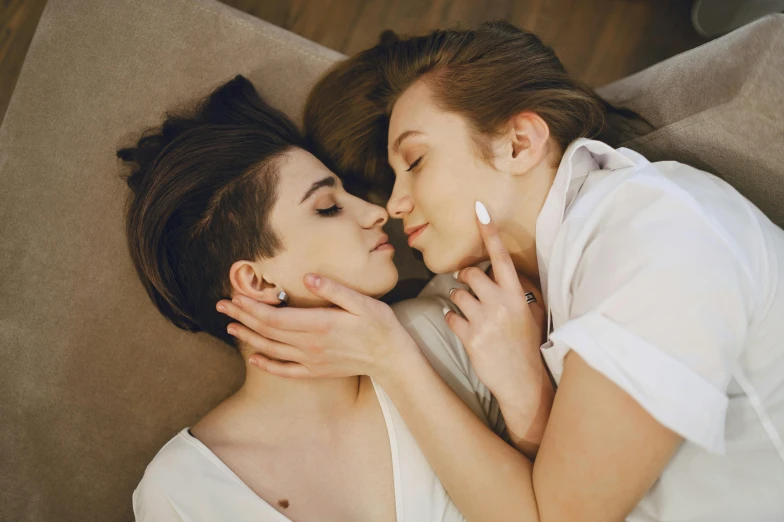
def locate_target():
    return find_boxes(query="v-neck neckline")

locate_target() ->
[181,376,404,522]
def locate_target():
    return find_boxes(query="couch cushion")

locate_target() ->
[597,14,784,228]
[0,0,350,520]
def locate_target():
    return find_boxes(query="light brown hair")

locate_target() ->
[304,21,648,199]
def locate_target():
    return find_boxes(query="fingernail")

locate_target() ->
[453,271,460,279]
[216,304,226,313]
[232,297,242,308]
[449,288,457,296]
[248,358,257,367]
[305,274,321,288]
[227,326,237,336]
[442,306,451,317]
[475,201,491,224]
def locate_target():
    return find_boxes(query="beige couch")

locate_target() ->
[0,0,781,520]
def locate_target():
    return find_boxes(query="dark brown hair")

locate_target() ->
[304,21,650,198]
[117,75,304,350]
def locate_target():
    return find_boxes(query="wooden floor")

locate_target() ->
[1,0,707,126]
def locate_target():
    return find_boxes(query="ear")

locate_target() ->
[507,111,551,176]
[228,259,282,305]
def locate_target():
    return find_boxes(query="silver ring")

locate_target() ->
[277,290,289,307]
[525,292,537,304]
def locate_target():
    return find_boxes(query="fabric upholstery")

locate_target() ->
[597,14,784,227]
[0,0,780,518]
[0,1,348,521]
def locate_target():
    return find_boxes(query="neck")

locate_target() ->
[493,162,558,284]
[497,225,540,282]
[228,362,367,430]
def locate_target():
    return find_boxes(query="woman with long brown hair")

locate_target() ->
[220,21,784,521]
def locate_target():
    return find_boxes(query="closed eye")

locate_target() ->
[317,204,343,217]
[406,157,423,172]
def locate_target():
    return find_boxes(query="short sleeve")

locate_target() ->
[392,292,508,439]
[541,198,752,455]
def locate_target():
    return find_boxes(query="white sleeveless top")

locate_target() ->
[132,295,506,522]
[538,138,784,521]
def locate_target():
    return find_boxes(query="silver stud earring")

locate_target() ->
[276,290,289,307]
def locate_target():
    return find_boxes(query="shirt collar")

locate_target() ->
[535,138,637,300]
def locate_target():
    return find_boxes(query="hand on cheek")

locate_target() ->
[444,201,552,442]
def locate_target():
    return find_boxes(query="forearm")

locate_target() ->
[497,362,555,460]
[375,344,540,522]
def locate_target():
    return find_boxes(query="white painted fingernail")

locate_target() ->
[442,306,451,317]
[453,271,460,279]
[475,201,490,224]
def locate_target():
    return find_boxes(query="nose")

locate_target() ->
[361,199,389,229]
[386,175,414,219]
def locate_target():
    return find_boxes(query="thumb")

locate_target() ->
[304,274,367,314]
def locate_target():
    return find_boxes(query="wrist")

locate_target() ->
[491,369,542,421]
[372,334,427,388]
[495,364,555,451]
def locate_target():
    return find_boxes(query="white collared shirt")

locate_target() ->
[538,138,784,521]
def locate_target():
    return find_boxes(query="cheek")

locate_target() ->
[416,148,486,214]
[414,162,481,240]
[275,230,345,280]
[269,217,397,303]
[269,232,365,305]
[305,231,398,296]
[263,252,310,301]
[298,223,380,275]
[425,222,483,273]
[414,163,488,272]
[413,168,461,221]
[303,228,353,268]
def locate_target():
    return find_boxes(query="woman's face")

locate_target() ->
[386,80,554,275]
[236,148,398,307]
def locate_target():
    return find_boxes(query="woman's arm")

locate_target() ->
[375,344,681,522]
[536,353,682,520]
[373,334,542,520]
[225,289,681,521]
[494,362,554,460]
[482,266,554,460]
[371,210,681,521]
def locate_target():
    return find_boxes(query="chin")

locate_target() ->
[418,240,450,274]
[365,266,399,297]
[423,244,482,274]
[422,253,460,274]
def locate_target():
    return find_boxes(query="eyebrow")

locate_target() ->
[390,130,424,154]
[299,176,337,204]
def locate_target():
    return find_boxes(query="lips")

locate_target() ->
[372,234,390,251]
[405,224,429,247]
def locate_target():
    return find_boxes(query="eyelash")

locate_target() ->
[407,156,424,172]
[317,204,343,217]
